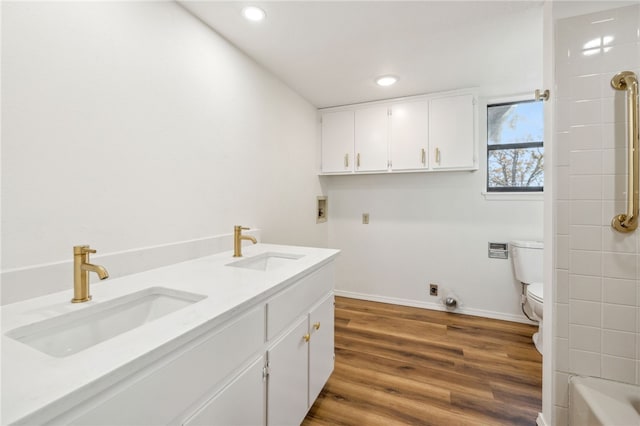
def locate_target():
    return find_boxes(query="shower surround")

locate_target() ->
[553,3,640,424]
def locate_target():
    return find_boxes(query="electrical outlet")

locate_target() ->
[429,284,438,296]
[362,213,369,224]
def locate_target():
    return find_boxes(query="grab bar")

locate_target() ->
[611,71,639,233]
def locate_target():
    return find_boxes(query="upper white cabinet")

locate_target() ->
[319,90,477,175]
[321,110,354,173]
[354,106,389,172]
[389,100,429,171]
[429,94,475,170]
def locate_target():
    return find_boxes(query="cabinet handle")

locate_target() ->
[357,153,361,168]
[421,148,426,165]
[313,322,321,330]
[435,147,441,165]
[344,153,349,168]
[303,333,310,342]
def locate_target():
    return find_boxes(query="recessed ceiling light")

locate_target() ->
[376,76,398,87]
[242,6,266,22]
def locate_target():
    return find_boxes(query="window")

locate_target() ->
[487,100,544,192]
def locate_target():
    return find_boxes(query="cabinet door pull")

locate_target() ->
[303,333,311,342]
[435,147,441,165]
[344,153,349,168]
[421,148,426,165]
[313,322,321,330]
[357,153,361,168]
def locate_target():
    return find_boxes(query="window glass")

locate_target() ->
[487,100,543,192]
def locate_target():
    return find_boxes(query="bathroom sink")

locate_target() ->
[6,287,206,357]
[227,252,304,271]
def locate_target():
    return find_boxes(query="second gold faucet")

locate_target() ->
[233,226,257,257]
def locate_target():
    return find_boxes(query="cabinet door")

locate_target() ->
[267,316,309,426]
[429,94,476,169]
[321,110,354,173]
[66,306,265,426]
[183,356,265,426]
[354,106,389,172]
[308,294,334,405]
[390,100,429,171]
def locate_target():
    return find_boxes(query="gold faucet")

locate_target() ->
[72,245,109,303]
[233,225,257,257]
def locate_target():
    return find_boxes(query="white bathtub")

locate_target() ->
[569,376,640,426]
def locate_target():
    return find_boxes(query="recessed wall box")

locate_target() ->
[317,196,327,223]
[488,242,508,259]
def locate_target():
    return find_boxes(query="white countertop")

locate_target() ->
[1,244,340,425]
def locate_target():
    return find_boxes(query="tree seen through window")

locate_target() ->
[487,100,544,192]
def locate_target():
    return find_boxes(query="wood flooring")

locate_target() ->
[302,296,542,426]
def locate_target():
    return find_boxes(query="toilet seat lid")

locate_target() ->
[527,282,543,302]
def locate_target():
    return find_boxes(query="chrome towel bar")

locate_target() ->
[611,71,639,233]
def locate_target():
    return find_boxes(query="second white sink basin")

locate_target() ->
[227,252,304,271]
[6,287,206,357]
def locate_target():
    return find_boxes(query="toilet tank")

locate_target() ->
[510,240,544,284]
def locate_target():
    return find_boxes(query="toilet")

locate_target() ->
[510,240,544,354]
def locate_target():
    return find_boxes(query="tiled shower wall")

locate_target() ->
[553,4,640,424]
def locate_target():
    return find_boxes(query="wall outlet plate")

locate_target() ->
[429,284,438,296]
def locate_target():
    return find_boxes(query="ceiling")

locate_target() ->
[179,1,543,108]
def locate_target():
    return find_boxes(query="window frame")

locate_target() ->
[485,97,544,194]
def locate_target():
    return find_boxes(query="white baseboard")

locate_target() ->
[1,230,261,306]
[334,289,532,324]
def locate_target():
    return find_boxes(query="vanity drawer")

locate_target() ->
[65,305,265,426]
[266,263,334,341]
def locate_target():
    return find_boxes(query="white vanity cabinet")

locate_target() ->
[46,263,334,426]
[321,110,354,173]
[267,316,309,426]
[183,355,266,426]
[266,264,335,426]
[429,94,475,170]
[268,294,335,426]
[308,294,335,403]
[63,305,266,426]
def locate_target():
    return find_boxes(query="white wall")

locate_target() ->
[552,3,640,424]
[324,8,544,322]
[1,1,325,304]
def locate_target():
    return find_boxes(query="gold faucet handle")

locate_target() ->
[74,245,96,255]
